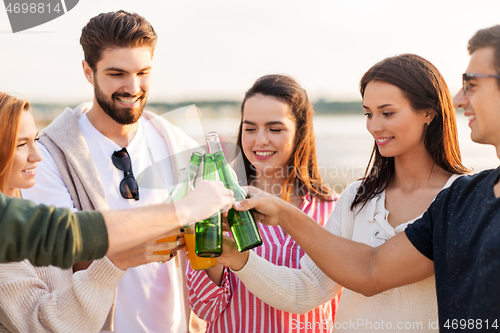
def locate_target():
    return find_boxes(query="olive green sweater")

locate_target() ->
[0,193,107,269]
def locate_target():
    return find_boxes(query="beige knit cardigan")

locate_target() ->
[0,254,126,332]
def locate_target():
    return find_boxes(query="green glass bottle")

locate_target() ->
[206,132,262,252]
[195,153,223,257]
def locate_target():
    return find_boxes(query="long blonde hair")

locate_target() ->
[0,92,30,194]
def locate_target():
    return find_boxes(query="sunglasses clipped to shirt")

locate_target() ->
[112,148,139,201]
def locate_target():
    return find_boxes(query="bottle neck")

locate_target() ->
[209,141,223,154]
[203,156,217,181]
[206,133,223,154]
[186,162,201,187]
[170,161,200,201]
[214,151,246,201]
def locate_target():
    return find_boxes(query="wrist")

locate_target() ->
[229,250,249,272]
[172,198,193,227]
[276,197,293,227]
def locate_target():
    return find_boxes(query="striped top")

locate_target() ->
[187,193,340,333]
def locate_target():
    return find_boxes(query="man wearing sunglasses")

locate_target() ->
[22,10,208,333]
[221,25,500,332]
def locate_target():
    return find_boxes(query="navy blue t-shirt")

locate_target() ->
[405,168,500,332]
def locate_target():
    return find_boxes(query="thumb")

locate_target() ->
[234,198,254,211]
[240,185,261,197]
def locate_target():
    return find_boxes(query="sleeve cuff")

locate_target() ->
[196,268,230,298]
[405,224,433,261]
[75,210,109,262]
[231,250,262,282]
[86,256,126,288]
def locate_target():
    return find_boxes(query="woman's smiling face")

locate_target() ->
[7,111,42,194]
[363,81,431,159]
[241,93,296,178]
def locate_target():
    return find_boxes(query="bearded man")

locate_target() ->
[22,10,206,333]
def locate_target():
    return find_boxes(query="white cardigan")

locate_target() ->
[234,176,459,332]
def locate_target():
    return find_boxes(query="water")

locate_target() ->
[164,110,499,191]
[312,114,499,190]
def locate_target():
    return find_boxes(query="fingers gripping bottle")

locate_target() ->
[157,152,216,270]
[206,132,262,252]
[155,152,203,254]
[194,153,223,257]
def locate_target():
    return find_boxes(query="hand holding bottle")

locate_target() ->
[108,237,185,270]
[233,186,291,227]
[214,235,250,271]
[175,180,234,226]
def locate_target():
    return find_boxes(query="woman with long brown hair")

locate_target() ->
[217,55,470,332]
[0,92,181,332]
[186,74,340,332]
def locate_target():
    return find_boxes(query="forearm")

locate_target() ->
[0,194,107,269]
[104,180,234,256]
[205,263,225,286]
[278,207,375,294]
[102,203,181,257]
[279,206,433,295]
[237,186,434,296]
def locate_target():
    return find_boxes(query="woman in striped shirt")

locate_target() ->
[186,74,340,332]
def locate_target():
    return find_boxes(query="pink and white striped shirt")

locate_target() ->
[187,193,341,333]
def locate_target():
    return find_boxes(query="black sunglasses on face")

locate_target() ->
[462,73,500,95]
[112,148,139,200]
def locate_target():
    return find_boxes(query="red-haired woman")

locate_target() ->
[186,74,340,332]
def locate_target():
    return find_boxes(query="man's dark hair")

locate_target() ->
[80,10,157,70]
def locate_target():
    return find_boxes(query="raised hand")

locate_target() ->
[234,186,291,227]
[175,180,234,226]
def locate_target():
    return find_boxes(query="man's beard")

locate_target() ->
[94,79,146,125]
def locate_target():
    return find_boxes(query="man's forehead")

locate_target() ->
[467,47,496,73]
[96,46,153,71]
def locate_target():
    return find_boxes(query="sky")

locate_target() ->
[1,0,500,104]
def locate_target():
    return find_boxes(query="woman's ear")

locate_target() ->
[424,110,437,125]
